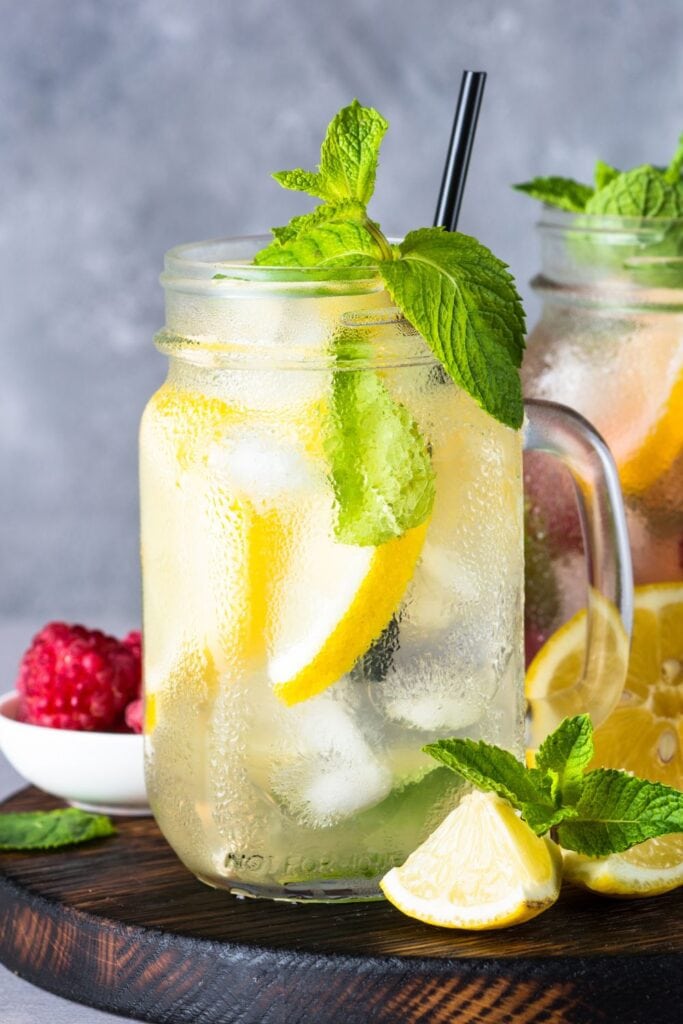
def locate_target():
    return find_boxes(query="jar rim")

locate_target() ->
[162,234,386,295]
[536,207,683,237]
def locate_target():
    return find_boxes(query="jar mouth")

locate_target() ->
[537,207,683,236]
[534,208,683,303]
[162,234,386,295]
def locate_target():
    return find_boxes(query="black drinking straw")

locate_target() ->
[434,70,487,232]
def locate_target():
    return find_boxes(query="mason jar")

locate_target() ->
[140,236,631,901]
[523,210,683,661]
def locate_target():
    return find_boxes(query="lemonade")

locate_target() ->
[140,240,525,898]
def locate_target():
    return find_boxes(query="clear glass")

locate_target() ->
[140,237,631,901]
[523,210,683,664]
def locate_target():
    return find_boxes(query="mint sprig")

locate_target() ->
[424,715,683,857]
[514,131,683,217]
[255,101,525,431]
[0,808,115,851]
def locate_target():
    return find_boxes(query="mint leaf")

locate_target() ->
[325,367,435,545]
[423,738,550,812]
[271,200,366,244]
[272,168,329,200]
[272,100,387,206]
[536,714,593,804]
[665,133,683,184]
[513,176,594,212]
[585,164,683,217]
[0,808,115,851]
[593,160,620,191]
[318,100,388,204]
[380,228,525,429]
[254,220,383,268]
[556,771,683,857]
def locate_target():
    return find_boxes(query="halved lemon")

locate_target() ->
[380,790,561,930]
[589,582,683,789]
[525,590,630,747]
[564,834,683,897]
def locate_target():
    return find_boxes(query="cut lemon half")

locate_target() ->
[617,370,683,496]
[590,582,683,789]
[380,790,561,930]
[270,516,429,706]
[525,590,630,747]
[564,834,683,897]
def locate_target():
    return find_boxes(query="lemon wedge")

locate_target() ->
[380,790,561,930]
[525,590,630,747]
[564,834,683,897]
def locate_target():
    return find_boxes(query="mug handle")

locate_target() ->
[523,399,633,746]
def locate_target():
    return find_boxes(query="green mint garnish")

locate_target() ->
[255,100,525,431]
[325,366,435,545]
[0,808,115,851]
[424,714,683,858]
[514,131,683,217]
[513,176,595,213]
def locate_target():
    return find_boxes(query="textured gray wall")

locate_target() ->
[2,0,683,629]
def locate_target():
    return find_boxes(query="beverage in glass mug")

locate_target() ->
[140,237,629,900]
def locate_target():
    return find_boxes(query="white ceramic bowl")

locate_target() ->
[0,690,150,816]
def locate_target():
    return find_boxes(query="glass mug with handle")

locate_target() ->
[140,237,632,901]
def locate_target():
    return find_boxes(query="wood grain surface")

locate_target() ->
[0,786,681,1024]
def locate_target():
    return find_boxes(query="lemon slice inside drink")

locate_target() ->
[617,370,683,496]
[380,790,561,929]
[269,515,429,706]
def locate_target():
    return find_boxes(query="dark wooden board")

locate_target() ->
[0,787,681,1024]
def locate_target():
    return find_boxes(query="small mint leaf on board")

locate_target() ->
[556,770,683,857]
[536,714,594,805]
[254,220,383,268]
[594,160,620,192]
[380,228,526,429]
[0,808,115,851]
[325,368,435,545]
[513,176,594,212]
[423,738,550,813]
[319,99,388,204]
[585,164,683,217]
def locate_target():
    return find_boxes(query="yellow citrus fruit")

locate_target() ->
[271,519,429,706]
[563,834,683,897]
[589,582,683,789]
[380,790,561,930]
[617,370,683,496]
[525,590,630,747]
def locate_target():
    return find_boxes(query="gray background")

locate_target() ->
[1,1,682,1020]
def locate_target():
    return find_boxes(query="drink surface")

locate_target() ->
[140,294,524,899]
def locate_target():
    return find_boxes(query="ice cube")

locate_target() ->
[208,429,323,509]
[267,698,392,828]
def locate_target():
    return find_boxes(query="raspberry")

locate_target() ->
[122,630,142,663]
[124,698,143,734]
[17,622,141,731]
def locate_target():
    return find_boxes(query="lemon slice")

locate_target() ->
[380,790,561,930]
[564,834,683,897]
[617,370,683,496]
[270,516,429,706]
[525,590,630,747]
[589,582,683,789]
